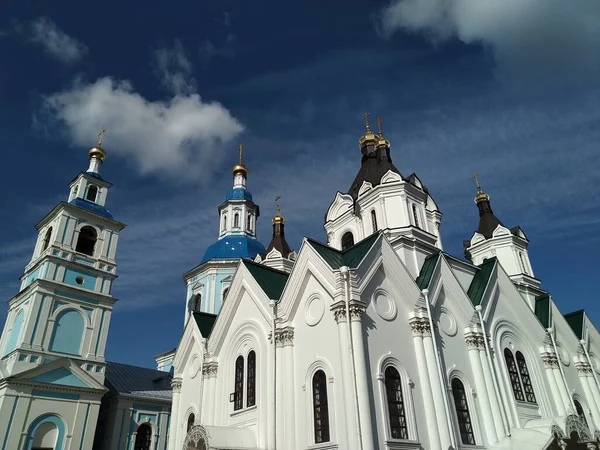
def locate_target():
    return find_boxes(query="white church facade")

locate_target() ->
[167,119,600,450]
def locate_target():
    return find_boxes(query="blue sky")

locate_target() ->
[1,0,600,369]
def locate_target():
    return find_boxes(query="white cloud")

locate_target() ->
[154,40,195,95]
[29,17,87,64]
[376,0,600,78]
[40,76,244,180]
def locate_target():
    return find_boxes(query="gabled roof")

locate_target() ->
[105,361,172,400]
[564,310,586,340]
[307,233,380,270]
[242,259,289,301]
[347,156,404,200]
[193,311,218,337]
[534,293,551,328]
[467,257,497,306]
[416,252,441,290]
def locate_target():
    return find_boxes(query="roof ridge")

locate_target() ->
[242,258,290,276]
[106,361,165,372]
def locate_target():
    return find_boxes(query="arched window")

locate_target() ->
[384,366,408,439]
[50,309,84,355]
[134,423,152,450]
[42,227,52,251]
[371,210,378,233]
[234,213,240,228]
[312,370,330,443]
[234,355,244,410]
[86,185,98,202]
[341,232,354,251]
[187,413,195,432]
[31,420,58,449]
[516,351,537,403]
[504,348,525,401]
[222,214,227,231]
[247,351,256,407]
[192,294,201,312]
[574,399,589,430]
[451,378,476,445]
[75,226,97,256]
[247,213,252,231]
[412,204,420,228]
[519,253,528,275]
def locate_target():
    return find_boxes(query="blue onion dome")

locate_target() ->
[225,188,254,202]
[201,236,266,264]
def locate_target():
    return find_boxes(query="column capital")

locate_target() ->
[409,316,431,336]
[331,302,347,323]
[349,302,366,322]
[575,361,593,375]
[274,327,295,347]
[202,362,218,379]
[541,353,559,369]
[171,377,183,392]
[464,330,485,350]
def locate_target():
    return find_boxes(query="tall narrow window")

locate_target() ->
[86,185,98,202]
[371,210,378,233]
[519,253,529,275]
[451,378,476,445]
[192,294,201,312]
[247,214,252,231]
[42,227,53,251]
[341,232,354,251]
[234,355,244,410]
[312,370,330,443]
[223,288,229,303]
[516,351,537,403]
[504,348,525,401]
[412,204,420,228]
[574,399,589,430]
[134,423,152,450]
[384,366,408,439]
[247,351,256,407]
[234,213,240,228]
[222,214,227,231]
[75,226,97,256]
[187,413,195,432]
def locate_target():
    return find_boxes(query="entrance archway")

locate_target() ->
[182,425,209,450]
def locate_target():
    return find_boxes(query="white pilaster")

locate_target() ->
[168,377,182,450]
[410,317,441,450]
[282,329,296,445]
[275,334,284,450]
[577,363,600,430]
[542,354,566,416]
[423,333,451,449]
[479,347,504,439]
[552,365,571,413]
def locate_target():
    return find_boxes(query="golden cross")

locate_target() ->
[471,172,482,190]
[238,144,244,164]
[376,116,383,136]
[275,196,281,215]
[97,127,106,147]
[363,112,370,130]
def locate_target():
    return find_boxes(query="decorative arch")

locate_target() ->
[75,225,98,256]
[312,369,330,443]
[187,412,196,433]
[234,212,240,228]
[25,414,66,450]
[4,309,25,355]
[572,395,590,432]
[376,355,417,441]
[50,309,85,355]
[305,358,336,445]
[447,369,483,446]
[134,422,153,450]
[451,378,476,445]
[183,425,209,450]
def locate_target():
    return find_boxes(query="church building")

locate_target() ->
[167,117,600,450]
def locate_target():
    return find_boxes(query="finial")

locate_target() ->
[377,116,384,137]
[472,172,484,193]
[97,127,106,147]
[471,172,490,204]
[238,144,244,164]
[363,112,371,131]
[275,196,281,216]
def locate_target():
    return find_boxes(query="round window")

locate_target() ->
[75,276,84,285]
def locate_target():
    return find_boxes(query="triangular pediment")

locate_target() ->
[11,357,106,391]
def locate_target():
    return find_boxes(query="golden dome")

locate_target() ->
[89,146,106,162]
[474,189,490,204]
[273,195,284,224]
[359,112,377,148]
[232,164,248,177]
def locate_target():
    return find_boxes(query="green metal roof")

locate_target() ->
[242,260,289,301]
[193,311,218,337]
[307,233,380,270]
[564,309,585,340]
[534,293,551,328]
[467,257,497,306]
[416,252,441,289]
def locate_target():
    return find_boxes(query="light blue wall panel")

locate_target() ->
[23,268,40,288]
[62,267,96,289]
[4,310,24,355]
[30,367,88,388]
[49,310,84,355]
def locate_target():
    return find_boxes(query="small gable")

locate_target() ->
[564,310,586,340]
[416,252,441,289]
[193,311,218,337]
[243,260,289,301]
[534,293,551,328]
[467,258,496,306]
[307,233,380,270]
[30,367,89,388]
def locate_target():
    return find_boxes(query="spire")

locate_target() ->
[265,196,292,258]
[88,127,107,174]
[471,172,503,238]
[359,112,377,149]
[232,144,249,178]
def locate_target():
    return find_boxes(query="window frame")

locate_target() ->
[371,210,378,233]
[133,423,153,450]
[247,351,256,407]
[411,204,420,228]
[234,212,240,228]
[42,227,53,252]
[451,378,476,445]
[233,355,244,411]
[384,366,409,440]
[341,231,354,251]
[515,351,537,404]
[186,413,195,433]
[86,185,99,202]
[75,225,98,257]
[504,348,525,402]
[312,369,330,444]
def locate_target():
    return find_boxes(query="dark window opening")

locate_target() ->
[247,351,256,407]
[341,232,354,251]
[516,351,537,403]
[452,378,476,445]
[75,226,97,256]
[222,214,227,231]
[134,424,152,450]
[247,214,252,231]
[385,366,408,439]
[193,294,201,312]
[223,288,229,302]
[312,370,330,443]
[187,413,195,432]
[234,355,244,410]
[234,213,240,228]
[42,227,53,251]
[574,399,589,430]
[504,348,525,401]
[86,185,98,202]
[412,204,420,228]
[371,210,378,233]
